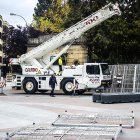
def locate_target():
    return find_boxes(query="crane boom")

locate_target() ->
[19,3,121,67]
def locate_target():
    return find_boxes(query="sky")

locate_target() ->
[0,0,38,27]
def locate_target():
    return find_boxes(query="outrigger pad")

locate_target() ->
[92,93,101,102]
[101,93,121,104]
[92,92,140,104]
[101,93,140,104]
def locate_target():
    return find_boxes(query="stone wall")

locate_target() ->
[67,45,87,65]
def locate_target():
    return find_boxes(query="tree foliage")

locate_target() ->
[3,25,43,58]
[34,0,52,17]
[3,26,28,57]
[33,0,70,33]
[91,0,140,64]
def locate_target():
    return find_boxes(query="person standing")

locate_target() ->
[49,73,57,97]
[58,57,63,75]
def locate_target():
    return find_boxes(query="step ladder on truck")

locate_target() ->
[9,3,121,94]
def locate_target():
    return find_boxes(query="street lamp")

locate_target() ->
[10,13,28,27]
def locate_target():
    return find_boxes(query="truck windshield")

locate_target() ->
[86,65,100,75]
[11,65,22,74]
[50,55,66,65]
[101,64,110,75]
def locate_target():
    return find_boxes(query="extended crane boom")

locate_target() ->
[18,3,121,68]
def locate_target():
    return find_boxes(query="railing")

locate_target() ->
[105,64,140,93]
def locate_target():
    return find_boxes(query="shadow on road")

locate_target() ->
[4,89,92,96]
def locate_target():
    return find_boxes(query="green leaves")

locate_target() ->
[33,0,70,33]
[3,26,28,57]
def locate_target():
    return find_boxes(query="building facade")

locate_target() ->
[28,35,87,65]
[0,15,3,65]
[0,15,9,66]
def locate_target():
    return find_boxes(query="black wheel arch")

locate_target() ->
[22,77,37,84]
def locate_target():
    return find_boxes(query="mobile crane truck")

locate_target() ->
[10,3,121,94]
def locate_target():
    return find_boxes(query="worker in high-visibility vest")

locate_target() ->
[58,57,63,75]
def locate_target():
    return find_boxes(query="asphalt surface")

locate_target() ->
[0,84,140,140]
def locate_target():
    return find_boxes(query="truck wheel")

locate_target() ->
[62,79,74,95]
[23,78,37,94]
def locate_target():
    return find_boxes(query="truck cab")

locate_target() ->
[83,63,111,89]
[60,63,111,94]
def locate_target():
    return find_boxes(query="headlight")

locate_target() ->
[101,81,106,84]
[103,76,107,79]
[103,75,111,79]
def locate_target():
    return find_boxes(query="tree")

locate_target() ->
[102,0,140,64]
[34,0,52,17]
[33,0,70,33]
[1,25,43,77]
[27,26,43,38]
[82,0,140,63]
[3,25,43,59]
[3,26,28,58]
[64,0,83,28]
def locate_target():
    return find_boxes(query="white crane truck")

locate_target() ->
[10,3,121,94]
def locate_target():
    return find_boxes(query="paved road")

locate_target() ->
[0,86,140,140]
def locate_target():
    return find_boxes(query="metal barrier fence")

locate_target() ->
[6,111,135,140]
[6,125,122,140]
[105,64,140,93]
[52,112,134,128]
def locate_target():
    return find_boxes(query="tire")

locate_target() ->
[62,79,74,95]
[23,78,38,94]
[38,90,48,93]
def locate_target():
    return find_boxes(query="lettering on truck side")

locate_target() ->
[69,16,99,35]
[25,68,38,72]
[89,78,100,83]
[85,16,99,25]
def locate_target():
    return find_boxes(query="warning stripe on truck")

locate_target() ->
[0,81,6,88]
